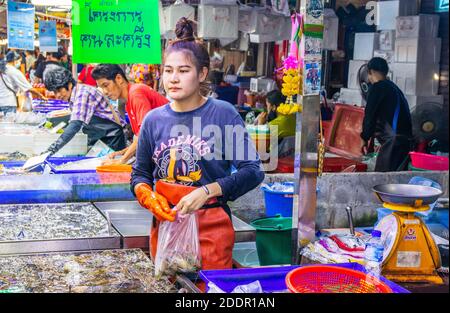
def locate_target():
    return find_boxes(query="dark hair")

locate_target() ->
[367,57,389,77]
[48,46,66,60]
[91,64,128,82]
[165,18,210,95]
[266,90,286,107]
[43,64,76,92]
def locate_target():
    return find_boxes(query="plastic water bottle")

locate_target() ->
[364,230,384,278]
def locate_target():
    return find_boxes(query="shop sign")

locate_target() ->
[72,0,162,64]
[7,1,35,50]
[39,20,58,52]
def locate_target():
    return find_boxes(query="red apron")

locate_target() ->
[151,180,235,274]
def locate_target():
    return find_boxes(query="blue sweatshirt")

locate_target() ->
[131,97,265,203]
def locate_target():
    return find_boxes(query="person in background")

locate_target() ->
[131,18,264,284]
[129,64,160,90]
[360,57,413,172]
[33,46,65,84]
[42,65,126,155]
[255,89,296,139]
[25,50,36,73]
[0,51,45,114]
[60,52,72,71]
[92,64,168,165]
[78,64,98,87]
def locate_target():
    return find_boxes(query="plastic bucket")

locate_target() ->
[261,182,294,217]
[250,215,292,266]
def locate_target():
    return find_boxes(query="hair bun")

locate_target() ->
[175,17,195,41]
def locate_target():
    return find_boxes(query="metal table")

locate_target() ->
[93,201,256,249]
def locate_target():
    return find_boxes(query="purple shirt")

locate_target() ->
[69,83,125,126]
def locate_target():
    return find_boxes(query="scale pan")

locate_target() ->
[372,184,443,206]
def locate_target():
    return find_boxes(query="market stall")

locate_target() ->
[0,0,448,296]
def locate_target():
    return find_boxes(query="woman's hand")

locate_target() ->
[101,158,123,166]
[175,188,209,215]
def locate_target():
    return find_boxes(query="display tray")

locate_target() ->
[0,249,176,293]
[0,203,121,255]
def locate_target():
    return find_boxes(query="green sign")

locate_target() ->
[72,0,161,64]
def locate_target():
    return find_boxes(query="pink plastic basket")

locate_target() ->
[409,152,449,171]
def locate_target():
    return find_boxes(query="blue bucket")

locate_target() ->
[261,182,294,217]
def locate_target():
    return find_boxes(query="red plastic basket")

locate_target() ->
[285,265,392,293]
[409,152,449,171]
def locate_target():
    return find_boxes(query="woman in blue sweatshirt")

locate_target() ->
[131,18,264,272]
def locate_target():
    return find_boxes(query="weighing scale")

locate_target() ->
[373,184,444,284]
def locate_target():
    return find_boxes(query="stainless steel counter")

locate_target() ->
[93,201,256,249]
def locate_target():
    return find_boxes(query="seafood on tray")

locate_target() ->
[0,203,118,241]
[0,249,176,293]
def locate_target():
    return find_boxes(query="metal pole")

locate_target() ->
[291,0,324,264]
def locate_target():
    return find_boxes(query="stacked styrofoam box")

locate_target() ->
[376,0,419,31]
[348,60,367,90]
[353,33,380,61]
[160,3,196,40]
[392,14,441,102]
[339,88,366,107]
[198,3,239,40]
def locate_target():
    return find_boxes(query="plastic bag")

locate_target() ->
[154,213,201,279]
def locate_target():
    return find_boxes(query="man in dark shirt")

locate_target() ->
[33,47,65,84]
[360,57,413,172]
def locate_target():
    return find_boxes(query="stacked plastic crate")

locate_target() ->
[392,14,443,112]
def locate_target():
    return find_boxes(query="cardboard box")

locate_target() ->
[376,0,419,30]
[394,37,442,64]
[396,14,440,38]
[392,62,440,96]
[353,33,379,60]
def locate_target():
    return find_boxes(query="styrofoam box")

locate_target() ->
[353,33,379,60]
[396,14,440,38]
[339,88,366,107]
[392,63,440,96]
[379,30,396,51]
[347,60,367,89]
[395,37,442,64]
[323,8,339,51]
[376,0,419,31]
[405,94,444,112]
[161,3,196,39]
[198,4,239,40]
[374,50,395,64]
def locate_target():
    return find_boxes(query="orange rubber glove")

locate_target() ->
[135,183,176,222]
